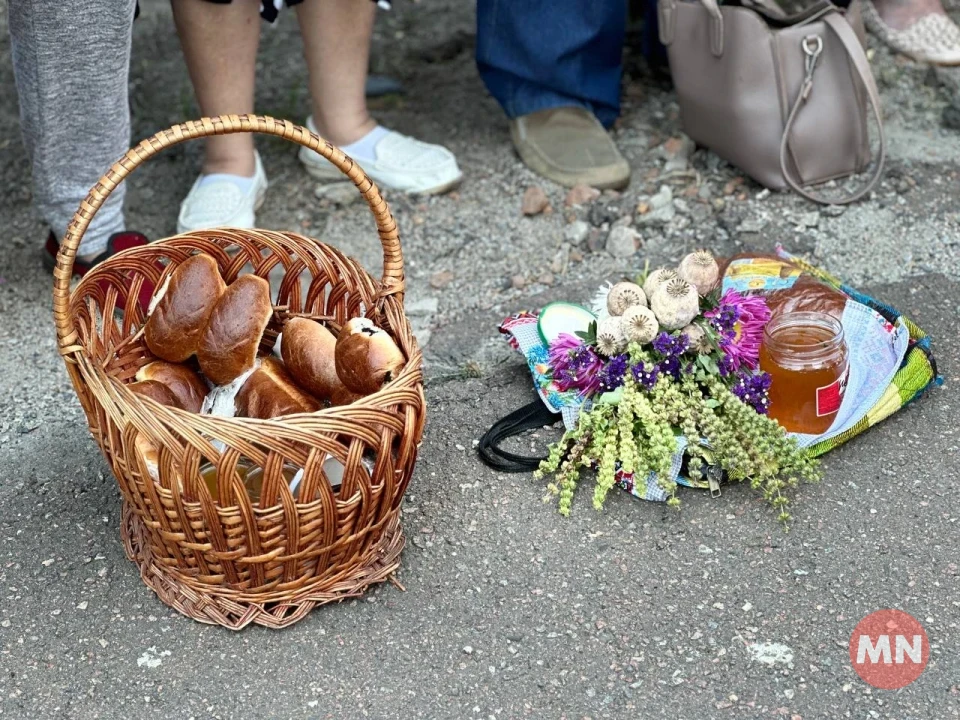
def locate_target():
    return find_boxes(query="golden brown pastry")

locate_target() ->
[197,274,273,386]
[334,318,406,395]
[129,379,181,408]
[330,384,365,407]
[135,361,208,413]
[281,317,356,403]
[235,357,321,419]
[144,254,226,362]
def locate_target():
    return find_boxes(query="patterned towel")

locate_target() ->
[500,250,941,501]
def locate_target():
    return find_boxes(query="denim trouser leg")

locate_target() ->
[476,0,627,129]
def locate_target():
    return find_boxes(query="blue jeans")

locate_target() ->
[476,0,627,129]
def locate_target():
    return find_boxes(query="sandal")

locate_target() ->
[863,0,960,65]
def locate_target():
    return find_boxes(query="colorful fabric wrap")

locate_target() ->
[499,247,942,502]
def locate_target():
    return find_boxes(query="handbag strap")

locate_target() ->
[779,13,886,205]
[476,400,561,473]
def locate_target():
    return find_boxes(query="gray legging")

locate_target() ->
[8,0,135,256]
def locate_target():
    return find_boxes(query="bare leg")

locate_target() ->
[872,0,946,30]
[295,0,378,146]
[171,0,260,176]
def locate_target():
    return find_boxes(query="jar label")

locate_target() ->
[816,365,850,417]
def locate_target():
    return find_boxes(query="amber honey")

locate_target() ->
[759,311,849,435]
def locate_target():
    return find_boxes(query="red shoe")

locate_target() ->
[44,230,158,313]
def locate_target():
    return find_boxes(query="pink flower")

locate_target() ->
[706,290,770,371]
[548,333,604,397]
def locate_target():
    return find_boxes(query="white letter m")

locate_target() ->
[857,635,891,664]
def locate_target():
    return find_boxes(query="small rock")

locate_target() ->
[650,185,673,210]
[563,220,590,245]
[663,134,696,172]
[76,601,88,611]
[697,544,714,555]
[589,201,620,227]
[549,247,568,274]
[522,186,551,216]
[723,177,745,195]
[569,248,583,263]
[429,271,454,289]
[822,205,846,217]
[510,274,526,290]
[612,215,632,229]
[606,226,641,258]
[0,620,9,628]
[637,186,676,226]
[784,689,796,700]
[564,184,601,207]
[742,602,753,612]
[738,218,766,234]
[944,101,960,131]
[537,272,555,287]
[586,228,606,253]
[463,645,474,655]
[314,182,361,206]
[797,211,819,228]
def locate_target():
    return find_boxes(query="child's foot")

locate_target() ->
[177,151,268,233]
[298,116,462,195]
[44,230,156,312]
[44,230,151,276]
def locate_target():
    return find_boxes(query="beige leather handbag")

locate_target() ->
[658,0,886,204]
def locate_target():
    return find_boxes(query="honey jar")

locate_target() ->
[758,311,849,435]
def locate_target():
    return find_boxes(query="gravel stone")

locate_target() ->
[606,226,642,258]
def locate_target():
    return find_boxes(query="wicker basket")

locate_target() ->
[52,115,426,630]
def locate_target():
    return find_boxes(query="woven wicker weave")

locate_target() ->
[53,115,425,629]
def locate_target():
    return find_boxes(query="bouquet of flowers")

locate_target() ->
[535,251,821,525]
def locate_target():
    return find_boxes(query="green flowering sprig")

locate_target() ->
[537,343,821,526]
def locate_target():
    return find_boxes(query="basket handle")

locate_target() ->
[53,114,405,353]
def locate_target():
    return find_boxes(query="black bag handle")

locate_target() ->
[477,401,562,473]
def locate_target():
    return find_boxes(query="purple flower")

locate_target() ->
[598,354,629,393]
[732,371,773,414]
[659,355,682,380]
[632,361,659,390]
[652,332,675,356]
[548,333,604,397]
[718,355,735,377]
[652,331,690,359]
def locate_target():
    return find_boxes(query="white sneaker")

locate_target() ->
[298,117,463,195]
[177,151,268,234]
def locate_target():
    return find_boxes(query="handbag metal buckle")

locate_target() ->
[801,34,824,98]
[802,35,824,73]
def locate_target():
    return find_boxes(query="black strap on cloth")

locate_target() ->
[477,400,562,473]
